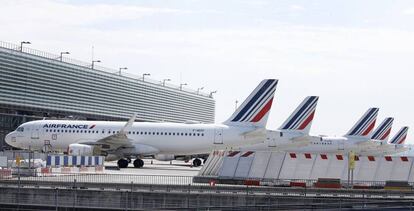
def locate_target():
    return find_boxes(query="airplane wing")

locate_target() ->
[79,113,137,150]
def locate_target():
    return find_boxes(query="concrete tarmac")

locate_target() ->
[104,159,201,176]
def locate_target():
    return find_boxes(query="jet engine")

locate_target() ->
[68,143,99,156]
[154,154,175,161]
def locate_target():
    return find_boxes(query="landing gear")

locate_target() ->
[193,158,202,167]
[203,157,207,164]
[133,158,144,168]
[117,159,129,168]
[126,158,132,163]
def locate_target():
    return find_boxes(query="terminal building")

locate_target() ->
[0,41,215,150]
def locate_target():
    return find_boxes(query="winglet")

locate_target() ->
[345,108,379,138]
[224,79,278,128]
[278,96,319,134]
[120,113,137,134]
[390,126,409,145]
[371,117,394,142]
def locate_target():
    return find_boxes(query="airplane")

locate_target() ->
[282,107,380,154]
[5,79,278,168]
[239,96,319,151]
[361,126,410,156]
[355,117,394,154]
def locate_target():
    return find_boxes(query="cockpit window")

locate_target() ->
[16,127,24,132]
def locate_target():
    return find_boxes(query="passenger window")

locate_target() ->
[156,132,159,135]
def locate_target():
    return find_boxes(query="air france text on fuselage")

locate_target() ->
[43,124,93,129]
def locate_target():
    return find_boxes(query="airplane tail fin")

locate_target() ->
[345,108,379,138]
[371,117,394,142]
[390,126,409,145]
[278,96,319,134]
[223,79,278,128]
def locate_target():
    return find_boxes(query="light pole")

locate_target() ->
[235,100,239,111]
[209,90,217,98]
[91,60,101,69]
[60,52,70,61]
[142,73,150,81]
[197,87,204,94]
[119,67,127,75]
[20,41,31,52]
[180,83,187,90]
[162,79,171,86]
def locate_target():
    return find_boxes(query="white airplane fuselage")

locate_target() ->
[5,120,264,156]
[242,134,375,154]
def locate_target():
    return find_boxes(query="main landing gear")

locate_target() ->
[133,159,144,168]
[192,158,202,167]
[117,158,144,168]
[117,159,129,168]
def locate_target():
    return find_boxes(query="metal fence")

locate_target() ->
[1,178,414,210]
[1,172,413,188]
[0,40,212,98]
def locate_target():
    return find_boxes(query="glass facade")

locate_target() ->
[0,44,215,124]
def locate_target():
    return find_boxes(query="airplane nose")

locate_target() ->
[5,132,14,146]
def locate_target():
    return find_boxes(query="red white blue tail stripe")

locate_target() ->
[390,127,409,145]
[371,117,393,141]
[346,108,379,137]
[279,96,319,132]
[225,79,278,126]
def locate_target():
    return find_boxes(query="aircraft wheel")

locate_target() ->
[203,158,207,164]
[133,159,144,168]
[117,159,129,168]
[193,158,202,167]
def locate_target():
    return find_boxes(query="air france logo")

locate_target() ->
[43,124,96,129]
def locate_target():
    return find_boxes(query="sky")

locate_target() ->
[0,0,413,141]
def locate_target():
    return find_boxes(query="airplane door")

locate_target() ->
[214,128,223,144]
[267,131,277,147]
[31,125,40,139]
